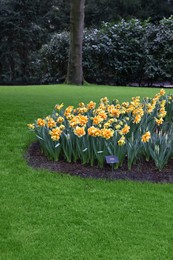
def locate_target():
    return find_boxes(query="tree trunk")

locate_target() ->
[66,0,85,85]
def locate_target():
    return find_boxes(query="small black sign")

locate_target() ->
[105,155,119,164]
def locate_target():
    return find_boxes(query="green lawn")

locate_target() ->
[1,84,173,260]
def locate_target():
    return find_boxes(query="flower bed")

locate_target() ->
[28,89,173,171]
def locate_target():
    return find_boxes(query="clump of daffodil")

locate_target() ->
[28,89,173,170]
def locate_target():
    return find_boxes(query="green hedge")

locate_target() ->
[35,16,173,85]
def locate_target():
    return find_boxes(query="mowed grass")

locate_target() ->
[0,84,173,260]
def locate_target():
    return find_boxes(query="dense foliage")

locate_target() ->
[0,0,59,84]
[36,17,173,85]
[28,89,173,171]
[85,0,173,26]
[0,0,173,85]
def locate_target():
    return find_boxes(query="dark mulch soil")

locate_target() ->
[26,142,173,184]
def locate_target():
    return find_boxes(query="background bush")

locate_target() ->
[1,0,173,85]
[34,16,173,86]
[33,32,69,84]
